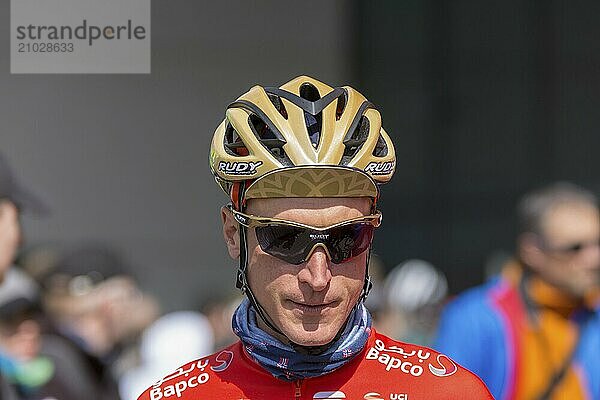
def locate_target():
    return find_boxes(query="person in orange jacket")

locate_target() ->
[435,182,600,399]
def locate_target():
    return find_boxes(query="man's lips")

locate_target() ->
[288,300,337,313]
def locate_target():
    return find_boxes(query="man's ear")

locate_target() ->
[0,200,20,234]
[0,200,17,216]
[518,232,544,272]
[221,206,240,260]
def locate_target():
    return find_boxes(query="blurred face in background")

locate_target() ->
[44,276,158,356]
[0,310,42,362]
[522,202,600,298]
[0,201,21,280]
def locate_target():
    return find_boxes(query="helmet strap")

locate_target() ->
[361,247,374,302]
[234,180,287,338]
[236,223,287,338]
[360,194,378,301]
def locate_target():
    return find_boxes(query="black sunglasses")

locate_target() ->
[228,205,382,265]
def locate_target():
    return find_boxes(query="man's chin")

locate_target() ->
[283,326,339,348]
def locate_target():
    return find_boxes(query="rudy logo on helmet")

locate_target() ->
[217,161,263,176]
[364,161,395,176]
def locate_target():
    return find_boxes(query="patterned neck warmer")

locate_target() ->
[232,298,371,381]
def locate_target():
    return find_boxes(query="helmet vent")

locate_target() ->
[341,116,370,164]
[304,111,322,148]
[248,115,292,164]
[299,83,321,102]
[335,91,347,120]
[267,93,288,119]
[224,123,249,156]
[372,133,388,157]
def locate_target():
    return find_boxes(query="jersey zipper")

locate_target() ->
[294,380,302,399]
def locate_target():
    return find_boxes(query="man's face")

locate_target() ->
[230,197,372,347]
[0,201,21,280]
[533,202,600,297]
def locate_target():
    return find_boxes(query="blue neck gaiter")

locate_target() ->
[232,298,372,381]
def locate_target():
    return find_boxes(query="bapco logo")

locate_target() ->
[210,350,234,372]
[313,391,346,399]
[363,393,385,400]
[428,354,457,377]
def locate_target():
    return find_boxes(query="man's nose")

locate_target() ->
[298,245,332,291]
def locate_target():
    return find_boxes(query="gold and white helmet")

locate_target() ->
[209,76,396,206]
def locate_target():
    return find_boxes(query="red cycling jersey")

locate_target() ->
[137,328,493,400]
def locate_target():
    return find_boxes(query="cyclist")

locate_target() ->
[138,76,493,400]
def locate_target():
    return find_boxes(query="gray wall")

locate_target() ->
[5,1,600,302]
[1,0,354,310]
[355,0,600,291]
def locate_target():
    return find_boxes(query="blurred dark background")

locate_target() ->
[2,0,599,310]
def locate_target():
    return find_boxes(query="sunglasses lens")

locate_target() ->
[255,222,375,265]
[328,223,375,264]
[255,225,309,264]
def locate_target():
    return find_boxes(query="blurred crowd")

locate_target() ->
[1,147,598,400]
[0,151,453,400]
[0,152,234,400]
